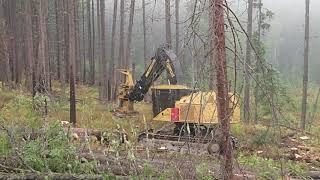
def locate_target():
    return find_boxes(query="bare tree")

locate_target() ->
[67,0,77,125]
[110,0,118,99]
[212,0,233,178]
[165,0,171,47]
[301,0,310,130]
[125,0,135,68]
[36,0,50,93]
[244,0,253,123]
[254,0,263,123]
[55,0,66,90]
[97,0,102,99]
[81,0,86,83]
[74,0,81,83]
[142,0,147,69]
[4,0,17,85]
[25,0,34,92]
[87,0,93,84]
[208,0,215,90]
[175,0,179,54]
[55,0,60,81]
[100,0,108,101]
[91,0,95,84]
[64,0,70,84]
[118,0,125,68]
[0,3,11,87]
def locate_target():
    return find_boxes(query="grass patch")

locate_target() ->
[196,163,214,180]
[0,133,11,155]
[231,124,281,148]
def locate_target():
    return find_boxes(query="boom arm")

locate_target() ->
[127,47,177,102]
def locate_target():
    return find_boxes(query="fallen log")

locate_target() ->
[0,173,107,180]
[307,171,320,179]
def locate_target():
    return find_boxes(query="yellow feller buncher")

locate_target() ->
[114,46,240,154]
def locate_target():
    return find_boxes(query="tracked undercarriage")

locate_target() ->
[138,123,238,155]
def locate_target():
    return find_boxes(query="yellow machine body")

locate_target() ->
[152,85,240,124]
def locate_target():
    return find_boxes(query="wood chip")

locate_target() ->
[299,136,310,140]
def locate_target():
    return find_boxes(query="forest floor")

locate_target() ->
[0,83,320,179]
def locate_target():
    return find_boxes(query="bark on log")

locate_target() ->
[0,173,106,180]
[308,171,320,179]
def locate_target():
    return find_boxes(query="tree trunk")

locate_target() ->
[55,0,65,90]
[67,0,77,126]
[100,0,108,101]
[74,0,80,83]
[254,0,262,123]
[208,0,215,90]
[25,0,34,92]
[4,0,17,86]
[82,0,86,83]
[97,0,102,99]
[244,0,253,123]
[125,0,135,68]
[118,0,125,69]
[87,0,93,85]
[91,0,95,85]
[301,0,310,130]
[175,0,179,54]
[257,0,262,41]
[110,0,118,100]
[212,0,233,178]
[55,0,61,80]
[165,0,171,48]
[37,0,49,93]
[64,0,70,85]
[0,12,12,87]
[142,0,147,69]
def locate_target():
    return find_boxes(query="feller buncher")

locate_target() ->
[114,46,240,153]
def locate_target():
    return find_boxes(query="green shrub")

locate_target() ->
[22,122,97,173]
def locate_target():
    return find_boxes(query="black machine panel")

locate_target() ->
[151,88,192,117]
